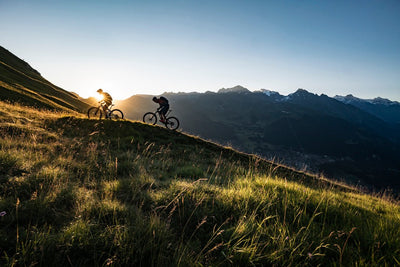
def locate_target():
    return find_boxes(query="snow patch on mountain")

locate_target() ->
[258,89,281,97]
[335,95,399,106]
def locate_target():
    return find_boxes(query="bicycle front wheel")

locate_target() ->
[109,109,124,120]
[87,107,103,119]
[166,116,179,130]
[143,112,157,125]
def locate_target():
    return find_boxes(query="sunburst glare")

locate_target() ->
[95,93,104,102]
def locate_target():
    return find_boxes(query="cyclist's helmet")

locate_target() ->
[152,96,157,102]
[97,89,103,93]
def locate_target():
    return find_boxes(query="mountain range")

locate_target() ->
[116,86,400,193]
[1,45,399,193]
[334,94,400,125]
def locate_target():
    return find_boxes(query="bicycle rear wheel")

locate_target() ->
[143,112,157,125]
[166,116,179,130]
[109,109,124,120]
[87,107,103,119]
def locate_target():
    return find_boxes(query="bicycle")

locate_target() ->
[143,109,180,130]
[87,102,124,120]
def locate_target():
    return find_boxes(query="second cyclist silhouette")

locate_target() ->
[152,96,169,123]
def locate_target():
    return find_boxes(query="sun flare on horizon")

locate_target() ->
[95,93,104,102]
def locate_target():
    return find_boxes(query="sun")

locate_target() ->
[95,93,104,102]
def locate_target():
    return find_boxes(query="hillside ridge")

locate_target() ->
[52,116,359,192]
[0,60,76,98]
[1,101,400,266]
[0,45,90,112]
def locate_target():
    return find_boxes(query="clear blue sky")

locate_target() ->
[1,0,399,101]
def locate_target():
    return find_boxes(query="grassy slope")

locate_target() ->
[0,46,90,112]
[0,101,399,266]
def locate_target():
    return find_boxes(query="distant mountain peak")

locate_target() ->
[259,89,281,97]
[334,94,361,104]
[218,85,251,94]
[286,88,316,100]
[292,88,315,96]
[295,88,310,94]
[334,95,399,106]
[343,94,357,99]
[370,97,399,106]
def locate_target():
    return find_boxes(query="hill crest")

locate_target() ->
[1,101,399,266]
[0,45,90,112]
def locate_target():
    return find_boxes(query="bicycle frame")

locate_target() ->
[156,109,172,119]
[143,109,179,130]
[99,103,114,116]
[106,104,115,116]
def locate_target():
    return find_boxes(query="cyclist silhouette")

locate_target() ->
[152,96,169,123]
[97,89,113,114]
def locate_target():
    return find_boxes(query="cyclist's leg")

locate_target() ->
[160,105,169,122]
[104,102,111,117]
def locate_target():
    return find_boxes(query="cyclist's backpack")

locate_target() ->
[160,96,169,104]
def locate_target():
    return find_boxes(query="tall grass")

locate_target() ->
[0,101,399,266]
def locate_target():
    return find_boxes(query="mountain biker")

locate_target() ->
[97,89,113,115]
[152,96,169,123]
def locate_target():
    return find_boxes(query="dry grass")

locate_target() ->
[1,101,399,266]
